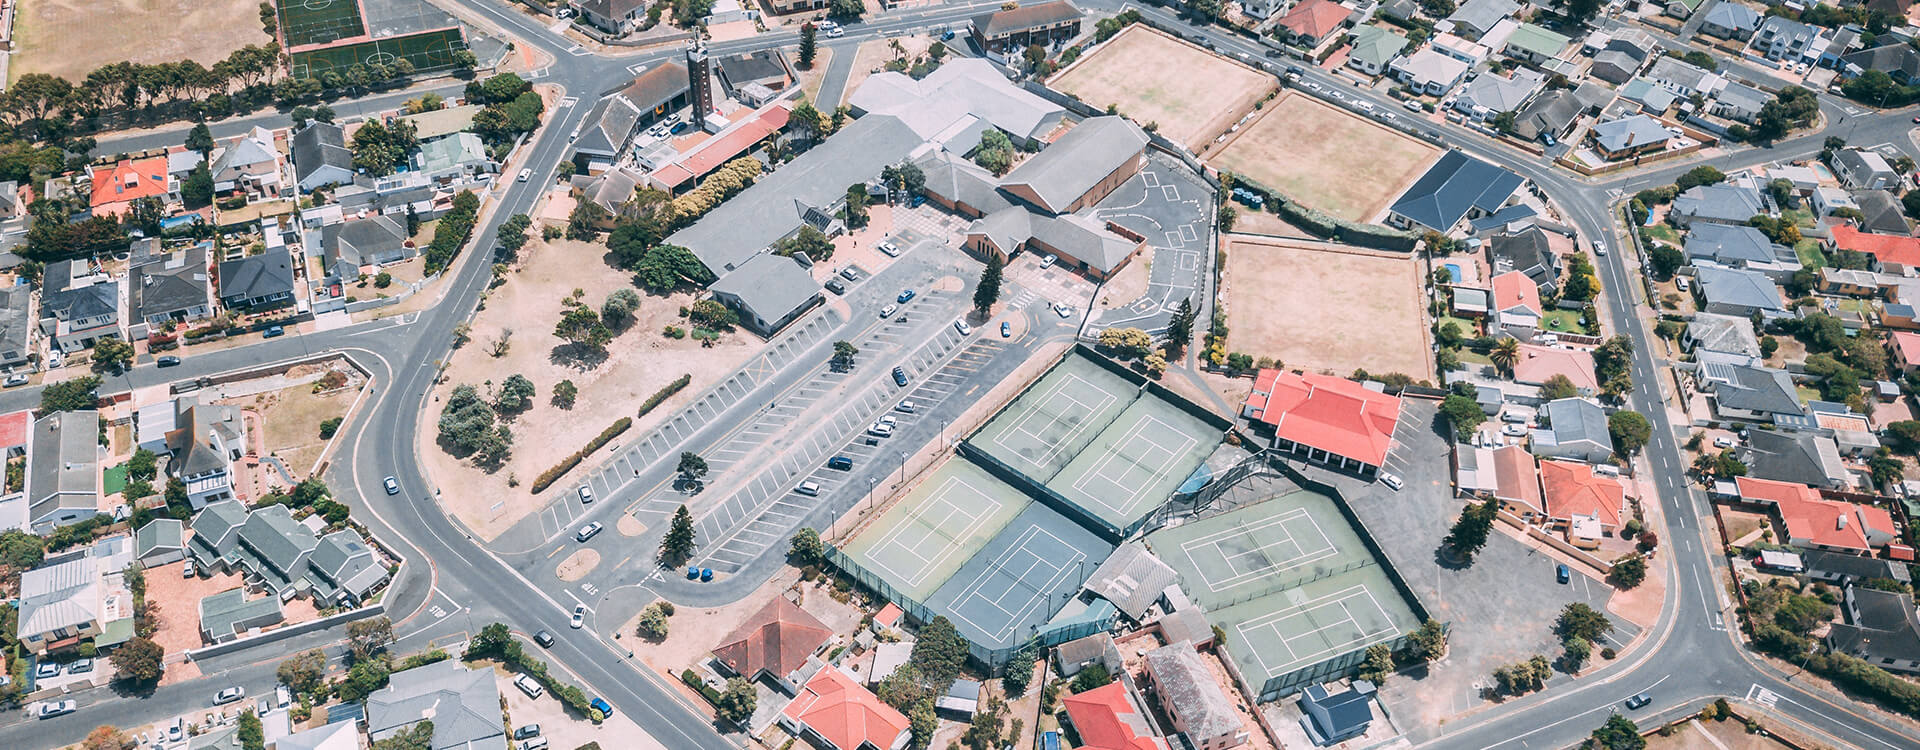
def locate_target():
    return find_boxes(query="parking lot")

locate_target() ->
[1088,152,1215,334]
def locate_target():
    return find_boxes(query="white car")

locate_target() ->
[577,485,594,504]
[878,415,897,428]
[867,423,894,438]
[37,700,76,719]
[1039,254,1057,269]
[1054,303,1074,319]
[1713,436,1735,449]
[214,687,246,706]
[517,168,532,182]
[1501,423,1528,437]
[878,240,901,257]
[1379,473,1404,491]
[895,400,917,413]
[880,304,898,318]
[570,606,585,629]
[954,320,972,335]
[2,373,27,387]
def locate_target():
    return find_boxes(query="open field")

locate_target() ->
[1208,92,1440,222]
[11,0,267,83]
[1050,24,1273,152]
[423,237,761,541]
[1221,235,1430,377]
[238,377,361,478]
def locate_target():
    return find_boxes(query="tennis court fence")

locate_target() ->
[822,542,1115,675]
[1230,628,1430,702]
[958,440,1129,543]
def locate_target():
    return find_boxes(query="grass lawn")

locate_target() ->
[1837,298,1876,314]
[1457,349,1494,366]
[104,464,128,496]
[1795,239,1827,268]
[1782,207,1816,228]
[1795,384,1821,405]
[1542,309,1588,334]
[1643,224,1681,245]
[1437,315,1481,338]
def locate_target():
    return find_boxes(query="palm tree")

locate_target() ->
[1490,337,1520,374]
[889,39,907,62]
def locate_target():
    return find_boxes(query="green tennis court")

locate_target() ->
[277,0,368,48]
[1049,396,1217,532]
[972,354,1136,481]
[843,460,1030,601]
[289,28,467,80]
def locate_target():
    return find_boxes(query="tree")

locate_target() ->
[551,379,578,409]
[715,677,757,724]
[877,663,932,711]
[601,288,641,329]
[1070,663,1114,693]
[799,23,818,69]
[974,254,1003,315]
[678,451,709,481]
[0,529,46,569]
[828,0,864,19]
[630,244,713,292]
[1561,636,1591,672]
[553,305,612,354]
[1443,497,1499,563]
[636,601,672,639]
[1167,298,1197,350]
[495,374,536,413]
[1439,393,1487,440]
[1489,337,1520,373]
[90,337,134,374]
[1648,245,1684,278]
[661,504,696,563]
[973,129,1015,175]
[83,726,128,750]
[789,527,824,565]
[788,99,824,143]
[688,299,740,330]
[1870,450,1906,487]
[277,649,328,695]
[1407,619,1448,661]
[1608,410,1651,456]
[182,162,214,208]
[238,709,265,750]
[1357,644,1394,684]
[908,699,938,750]
[567,200,610,241]
[1610,554,1648,589]
[186,122,215,157]
[1539,374,1579,401]
[1000,643,1041,697]
[1587,714,1646,750]
[348,118,418,177]
[347,616,394,662]
[831,340,859,370]
[40,374,101,413]
[1555,0,1604,24]
[909,616,968,690]
[772,225,834,261]
[881,161,926,196]
[372,721,433,750]
[1674,165,1726,192]
[1096,327,1153,360]
[1556,602,1614,642]
[110,636,165,683]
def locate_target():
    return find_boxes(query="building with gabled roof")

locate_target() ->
[1540,459,1627,529]
[1852,190,1911,236]
[1444,0,1519,39]
[27,409,101,534]
[1142,642,1247,750]
[366,660,506,750]
[1670,184,1765,228]
[1701,1,1762,40]
[165,398,246,509]
[999,117,1147,216]
[1299,681,1375,746]
[1490,270,1543,340]
[1386,150,1524,232]
[1589,114,1672,160]
[1735,476,1894,553]
[1277,0,1351,44]
[1488,226,1560,294]
[1503,23,1570,64]
[577,0,650,34]
[780,666,911,750]
[130,242,214,334]
[706,252,823,337]
[16,550,102,654]
[1834,148,1900,191]
[1831,223,1920,273]
[1347,25,1409,76]
[219,246,297,309]
[1391,48,1472,96]
[292,121,353,192]
[848,59,1066,146]
[1700,360,1802,422]
[1695,265,1784,317]
[965,209,1144,281]
[1453,68,1546,119]
[971,0,1083,53]
[188,500,389,606]
[1841,43,1920,83]
[1062,681,1166,750]
[1243,370,1401,475]
[1513,344,1598,394]
[1082,541,1178,621]
[711,597,834,693]
[89,157,174,218]
[1684,312,1762,358]
[1827,584,1920,673]
[1685,223,1798,279]
[1742,431,1850,489]
[198,587,284,644]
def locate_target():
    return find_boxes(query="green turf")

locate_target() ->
[1542,308,1589,334]
[104,464,128,496]
[1795,239,1827,268]
[277,0,368,48]
[1641,224,1681,245]
[289,28,468,80]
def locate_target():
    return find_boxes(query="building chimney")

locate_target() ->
[1836,513,1848,530]
[687,45,714,126]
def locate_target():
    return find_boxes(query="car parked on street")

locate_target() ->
[156,355,181,367]
[1624,692,1652,710]
[214,687,245,706]
[37,700,76,719]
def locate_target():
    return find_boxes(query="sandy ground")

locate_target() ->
[1220,235,1432,377]
[491,662,668,750]
[1646,718,1798,750]
[556,550,599,582]
[144,563,248,658]
[424,236,762,541]
[626,564,870,678]
[1050,25,1274,153]
[842,35,937,108]
[12,0,264,83]
[1208,92,1441,222]
[795,47,834,104]
[235,381,361,481]
[1231,208,1315,239]
[1093,254,1149,311]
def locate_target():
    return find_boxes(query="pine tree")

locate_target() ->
[186,122,215,158]
[661,505,696,564]
[974,254,1003,315]
[1442,497,1498,564]
[799,23,818,69]
[1167,298,1196,350]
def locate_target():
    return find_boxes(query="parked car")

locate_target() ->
[577,485,593,504]
[1624,692,1652,710]
[878,241,901,257]
[1039,254,1057,269]
[880,304,897,318]
[1379,473,1404,491]
[168,719,184,742]
[795,481,821,496]
[839,267,861,282]
[1714,436,1734,448]
[37,700,76,719]
[1556,564,1571,584]
[825,278,847,295]
[569,606,585,629]
[954,320,972,335]
[515,725,542,741]
[575,522,603,542]
[827,456,853,471]
[1054,303,1074,319]
[892,367,908,386]
[67,658,93,674]
[533,630,555,648]
[2,373,27,387]
[1501,423,1528,437]
[897,289,916,304]
[34,662,60,679]
[262,326,285,338]
[384,476,400,495]
[867,423,894,438]
[213,687,245,706]
[182,559,196,578]
[590,697,614,717]
[515,674,545,699]
[275,685,291,708]
[896,400,916,413]
[156,355,181,367]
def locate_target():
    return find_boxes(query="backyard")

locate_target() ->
[1221,235,1431,377]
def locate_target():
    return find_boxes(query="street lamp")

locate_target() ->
[866,476,878,511]
[895,450,908,486]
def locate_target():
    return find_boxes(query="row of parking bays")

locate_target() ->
[533,313,840,541]
[691,319,1005,574]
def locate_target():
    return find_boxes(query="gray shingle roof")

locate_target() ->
[1696,265,1783,312]
[1000,117,1147,215]
[971,0,1083,38]
[40,280,118,324]
[1544,398,1611,451]
[1703,1,1761,32]
[1647,56,1717,93]
[198,586,283,641]
[291,122,351,184]
[1389,150,1524,231]
[573,94,642,158]
[323,214,408,270]
[1445,0,1519,34]
[239,505,318,585]
[136,518,184,558]
[219,247,296,303]
[968,208,1138,274]
[132,243,211,320]
[1842,43,1920,80]
[1686,313,1761,357]
[365,660,505,750]
[1744,429,1844,485]
[17,550,99,638]
[1591,114,1671,154]
[28,410,99,527]
[312,528,387,600]
[0,284,29,356]
[1828,586,1920,663]
[1514,89,1583,140]
[1685,223,1783,266]
[168,401,243,477]
[1082,542,1177,620]
[1852,190,1912,235]
[190,499,250,560]
[707,252,822,331]
[1803,549,1911,584]
[1672,184,1765,225]
[914,151,1012,215]
[1144,643,1242,743]
[1454,69,1545,114]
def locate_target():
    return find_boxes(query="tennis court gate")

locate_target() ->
[821,542,1115,675]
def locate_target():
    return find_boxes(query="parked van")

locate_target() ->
[827,456,853,471]
[514,675,544,699]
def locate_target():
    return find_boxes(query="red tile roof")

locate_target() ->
[1061,682,1165,750]
[1893,331,1920,366]
[652,102,791,189]
[1492,445,1542,514]
[782,667,910,750]
[90,157,170,210]
[0,409,29,450]
[1833,223,1920,268]
[1513,344,1598,392]
[872,603,902,628]
[1539,460,1626,527]
[712,598,833,681]
[1737,476,1884,552]
[1278,0,1350,39]
[1245,370,1401,467]
[1490,271,1543,317]
[1890,544,1915,561]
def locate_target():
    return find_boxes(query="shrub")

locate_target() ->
[531,418,631,493]
[639,375,692,417]
[681,669,722,704]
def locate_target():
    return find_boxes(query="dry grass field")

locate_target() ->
[1221,235,1430,377]
[1050,24,1273,152]
[1208,92,1441,222]
[11,0,267,83]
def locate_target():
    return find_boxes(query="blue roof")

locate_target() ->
[1302,683,1374,736]
[1389,150,1525,232]
[1468,203,1539,233]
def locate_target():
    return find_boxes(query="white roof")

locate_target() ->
[848,58,1065,142]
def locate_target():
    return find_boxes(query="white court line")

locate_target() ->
[985,373,1121,472]
[863,477,1003,589]
[1068,414,1196,516]
[1238,586,1400,678]
[1180,508,1339,592]
[945,525,1084,641]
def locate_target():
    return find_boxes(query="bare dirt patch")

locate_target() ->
[144,563,248,657]
[1221,235,1431,377]
[1646,718,1800,750]
[555,549,600,582]
[626,565,871,677]
[616,515,647,536]
[235,381,361,479]
[795,48,834,104]
[1050,24,1274,153]
[842,35,937,108]
[1094,254,1149,311]
[12,0,267,83]
[424,237,762,541]
[1207,92,1441,222]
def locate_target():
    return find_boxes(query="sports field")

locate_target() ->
[843,460,1030,601]
[972,354,1136,481]
[1050,397,1217,533]
[1150,489,1418,695]
[289,28,468,80]
[1207,92,1440,222]
[923,503,1112,649]
[1222,236,1431,378]
[11,0,264,83]
[1049,25,1275,153]
[278,0,368,48]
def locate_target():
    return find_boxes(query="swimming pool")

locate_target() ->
[1443,263,1463,283]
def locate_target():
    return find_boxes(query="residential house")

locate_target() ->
[189,501,390,605]
[1141,642,1249,750]
[1513,344,1599,395]
[1752,16,1825,63]
[321,214,413,278]
[1503,23,1570,65]
[1490,270,1544,340]
[1276,0,1352,46]
[1700,360,1803,422]
[1481,444,1546,519]
[130,243,214,336]
[780,667,911,750]
[1242,370,1402,476]
[1391,49,1472,96]
[198,587,284,644]
[1379,0,1418,22]
[1062,682,1168,750]
[1054,633,1124,678]
[1513,89,1586,143]
[1834,148,1900,191]
[26,410,100,534]
[15,549,110,654]
[710,598,835,694]
[1804,548,1911,586]
[0,285,29,370]
[576,0,649,34]
[1299,682,1375,746]
[218,247,297,309]
[165,399,246,509]
[999,116,1148,215]
[1666,0,1705,18]
[1540,460,1629,544]
[1385,150,1524,232]
[415,132,496,184]
[38,260,122,353]
[1852,190,1912,235]
[89,157,174,218]
[1431,32,1494,65]
[1619,79,1678,114]
[1814,186,1860,217]
[1590,114,1673,160]
[970,1,1083,54]
[1742,431,1852,489]
[572,93,644,172]
[1082,542,1179,622]
[291,121,354,192]
[1696,265,1784,317]
[706,253,823,337]
[1840,43,1920,83]
[1645,56,1725,98]
[1831,224,1920,273]
[1700,1,1762,40]
[1530,398,1613,463]
[1892,331,1920,372]
[1347,26,1409,76]
[1443,0,1520,40]
[1827,584,1920,673]
[398,104,482,143]
[1488,226,1561,294]
[1735,476,1894,551]
[1669,184,1766,228]
[1452,69,1546,120]
[1712,81,1771,123]
[1590,49,1646,84]
[273,723,361,750]
[366,661,506,750]
[1683,312,1762,358]
[210,127,285,198]
[135,518,185,567]
[1819,25,1864,69]
[1684,223,1799,279]
[1605,29,1661,59]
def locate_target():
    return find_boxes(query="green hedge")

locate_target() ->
[681,669,721,704]
[1226,171,1420,252]
[639,375,691,418]
[531,417,631,493]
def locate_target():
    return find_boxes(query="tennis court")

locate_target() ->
[1050,397,1218,532]
[972,354,1137,480]
[1213,573,1418,681]
[843,460,1031,601]
[290,28,468,80]
[924,503,1113,649]
[278,0,368,48]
